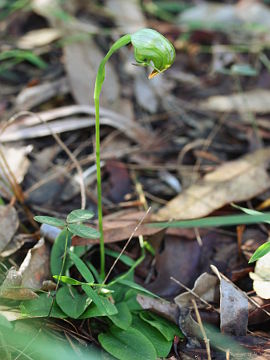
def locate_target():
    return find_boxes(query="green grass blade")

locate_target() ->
[149,212,270,229]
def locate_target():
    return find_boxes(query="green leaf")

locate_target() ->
[105,248,135,267]
[98,326,156,360]
[34,216,66,227]
[53,275,83,286]
[50,229,72,275]
[108,302,132,330]
[67,223,100,239]
[249,241,270,263]
[0,49,48,69]
[21,293,66,318]
[80,299,116,319]
[132,314,172,358]
[82,285,117,316]
[68,251,94,283]
[66,209,95,223]
[139,311,183,341]
[85,260,102,283]
[115,279,158,298]
[149,212,270,229]
[56,286,91,319]
[231,204,270,224]
[0,314,12,329]
[124,290,142,311]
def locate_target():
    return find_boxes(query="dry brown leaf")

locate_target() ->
[106,0,146,33]
[175,272,219,308]
[155,148,270,220]
[211,265,249,336]
[17,28,61,49]
[146,235,201,298]
[0,268,38,300]
[136,294,179,324]
[20,238,50,290]
[0,146,31,199]
[64,38,120,107]
[16,77,69,110]
[72,211,163,246]
[199,89,270,115]
[0,105,154,145]
[0,205,19,253]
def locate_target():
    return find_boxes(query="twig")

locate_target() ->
[1,111,86,209]
[192,299,211,360]
[103,207,151,284]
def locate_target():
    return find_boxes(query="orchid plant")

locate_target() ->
[94,28,175,279]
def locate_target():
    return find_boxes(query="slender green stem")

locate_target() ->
[94,34,131,280]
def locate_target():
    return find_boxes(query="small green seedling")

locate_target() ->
[94,28,175,279]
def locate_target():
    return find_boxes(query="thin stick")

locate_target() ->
[1,111,86,209]
[103,207,151,284]
[192,299,211,360]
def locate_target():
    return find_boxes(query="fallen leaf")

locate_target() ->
[64,37,120,107]
[199,89,270,115]
[72,211,163,246]
[155,148,270,220]
[136,294,179,324]
[0,105,155,145]
[175,272,219,308]
[16,77,69,110]
[20,238,50,290]
[0,205,19,253]
[248,296,270,325]
[0,268,38,300]
[249,251,270,300]
[211,265,248,336]
[106,0,146,33]
[1,234,31,258]
[17,28,62,49]
[146,235,201,298]
[0,146,32,199]
[178,1,270,34]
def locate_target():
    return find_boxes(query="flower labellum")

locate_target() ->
[131,28,175,79]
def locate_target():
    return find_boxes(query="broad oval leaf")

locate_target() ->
[20,293,66,318]
[34,216,66,228]
[132,314,172,358]
[139,311,183,341]
[66,209,95,224]
[56,286,91,318]
[249,241,270,263]
[98,326,156,360]
[108,302,132,330]
[67,224,100,239]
